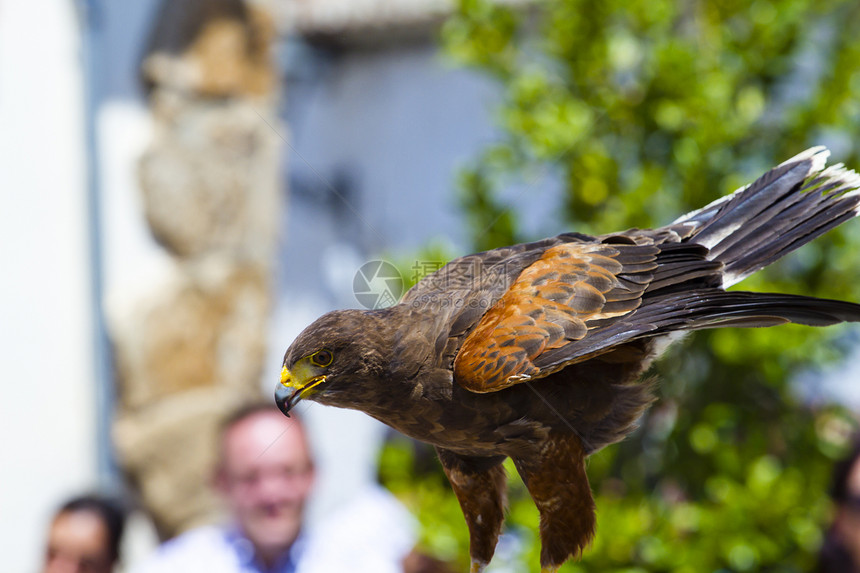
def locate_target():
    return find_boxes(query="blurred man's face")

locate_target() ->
[42,510,113,573]
[217,411,314,562]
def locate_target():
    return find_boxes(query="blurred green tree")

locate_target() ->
[381,1,860,570]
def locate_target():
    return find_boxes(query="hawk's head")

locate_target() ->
[275,308,392,417]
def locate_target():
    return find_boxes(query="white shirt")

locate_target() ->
[131,486,416,573]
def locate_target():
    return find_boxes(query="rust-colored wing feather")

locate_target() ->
[453,242,658,392]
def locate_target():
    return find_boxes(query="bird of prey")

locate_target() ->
[276,147,860,572]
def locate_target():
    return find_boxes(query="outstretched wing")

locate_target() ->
[453,233,860,393]
[401,233,597,309]
[453,241,667,392]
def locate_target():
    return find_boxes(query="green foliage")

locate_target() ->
[443,0,860,241]
[379,436,475,570]
[382,0,860,570]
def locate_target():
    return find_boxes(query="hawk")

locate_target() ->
[276,147,860,572]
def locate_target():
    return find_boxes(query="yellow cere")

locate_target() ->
[280,366,292,387]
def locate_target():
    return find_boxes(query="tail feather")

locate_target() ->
[673,147,860,287]
[533,290,860,370]
[640,290,860,331]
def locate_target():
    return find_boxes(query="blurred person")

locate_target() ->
[132,404,425,573]
[818,439,860,572]
[41,495,126,573]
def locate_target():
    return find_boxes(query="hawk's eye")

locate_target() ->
[310,349,333,367]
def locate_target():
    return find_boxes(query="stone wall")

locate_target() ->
[109,0,283,539]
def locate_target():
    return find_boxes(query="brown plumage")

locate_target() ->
[276,147,860,572]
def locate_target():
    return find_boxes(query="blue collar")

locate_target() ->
[222,525,305,573]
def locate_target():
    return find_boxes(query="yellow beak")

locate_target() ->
[275,364,327,417]
[281,365,294,387]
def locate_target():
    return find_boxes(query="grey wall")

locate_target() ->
[276,39,565,322]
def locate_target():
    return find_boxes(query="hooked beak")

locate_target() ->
[275,383,297,417]
[275,365,326,417]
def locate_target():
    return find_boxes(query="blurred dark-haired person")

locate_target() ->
[818,439,860,572]
[132,404,419,573]
[41,495,126,573]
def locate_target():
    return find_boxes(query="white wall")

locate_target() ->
[0,1,98,570]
